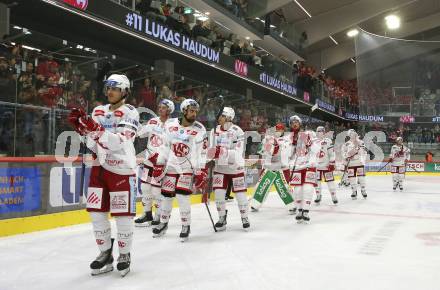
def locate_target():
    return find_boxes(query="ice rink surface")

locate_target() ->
[1,175,440,290]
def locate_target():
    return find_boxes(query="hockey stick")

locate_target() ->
[202,175,217,232]
[79,136,87,206]
[202,96,226,232]
[338,157,352,187]
[377,161,390,173]
[184,149,217,232]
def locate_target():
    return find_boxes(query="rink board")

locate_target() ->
[1,172,439,237]
[1,174,440,290]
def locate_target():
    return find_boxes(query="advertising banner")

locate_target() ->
[425,163,440,172]
[406,162,425,172]
[49,166,91,207]
[0,167,41,214]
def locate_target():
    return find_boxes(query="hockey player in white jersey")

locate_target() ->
[210,107,249,231]
[250,122,294,213]
[342,129,368,200]
[135,99,174,227]
[151,99,208,242]
[389,137,410,191]
[314,126,338,205]
[68,74,139,277]
[289,115,321,223]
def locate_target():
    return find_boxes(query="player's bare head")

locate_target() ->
[158,99,175,118]
[181,99,199,123]
[218,107,235,129]
[396,136,403,145]
[316,126,325,139]
[104,74,130,105]
[289,115,302,132]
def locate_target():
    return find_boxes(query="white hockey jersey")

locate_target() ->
[157,118,207,174]
[212,124,245,174]
[389,145,410,166]
[342,138,367,167]
[86,104,139,175]
[316,137,335,170]
[290,131,321,171]
[261,134,292,171]
[137,117,167,167]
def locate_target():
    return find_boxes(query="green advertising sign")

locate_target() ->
[425,163,440,172]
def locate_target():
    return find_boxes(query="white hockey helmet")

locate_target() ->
[396,136,403,144]
[181,98,200,112]
[347,129,358,139]
[159,99,175,114]
[104,74,130,94]
[221,107,235,121]
[316,126,325,133]
[289,115,302,125]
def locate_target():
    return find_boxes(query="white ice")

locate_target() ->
[1,175,440,290]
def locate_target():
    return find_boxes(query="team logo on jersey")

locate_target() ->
[87,192,101,205]
[111,195,127,209]
[150,134,163,147]
[213,174,224,186]
[87,187,103,209]
[114,110,124,118]
[94,110,105,117]
[173,143,190,157]
[162,176,176,192]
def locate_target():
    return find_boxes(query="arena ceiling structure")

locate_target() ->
[265,0,440,79]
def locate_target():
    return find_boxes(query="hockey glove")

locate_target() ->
[152,165,165,181]
[207,146,221,160]
[78,115,105,140]
[147,152,159,165]
[68,107,87,135]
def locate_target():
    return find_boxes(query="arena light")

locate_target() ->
[385,15,400,30]
[197,16,209,21]
[346,29,359,37]
[329,35,338,45]
[294,0,312,18]
[22,45,41,52]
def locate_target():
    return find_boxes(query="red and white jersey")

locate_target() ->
[137,117,167,167]
[157,118,207,174]
[342,138,367,167]
[290,131,321,171]
[86,104,139,175]
[390,145,410,166]
[213,124,245,174]
[316,137,335,170]
[261,134,292,171]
